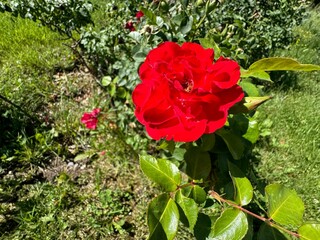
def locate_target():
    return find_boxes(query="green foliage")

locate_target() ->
[265,184,305,227]
[209,208,248,240]
[140,155,181,192]
[228,162,253,206]
[138,56,320,239]
[1,0,93,36]
[299,223,320,240]
[147,193,179,240]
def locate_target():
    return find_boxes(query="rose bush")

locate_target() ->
[81,108,101,130]
[132,41,244,142]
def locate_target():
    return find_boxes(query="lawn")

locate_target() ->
[0,2,319,240]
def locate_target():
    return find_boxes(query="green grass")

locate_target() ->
[254,10,320,221]
[0,12,152,239]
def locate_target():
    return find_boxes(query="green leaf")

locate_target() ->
[185,147,211,180]
[228,162,253,206]
[141,7,157,25]
[209,208,248,240]
[194,213,212,240]
[248,57,320,72]
[265,184,305,227]
[180,15,193,34]
[257,223,287,240]
[101,76,112,87]
[175,190,198,230]
[242,119,260,144]
[190,185,207,204]
[140,155,181,192]
[298,223,320,240]
[241,58,320,81]
[241,69,271,82]
[239,81,260,97]
[199,134,216,152]
[199,38,221,58]
[148,193,179,240]
[216,129,245,160]
[230,96,272,114]
[128,31,142,42]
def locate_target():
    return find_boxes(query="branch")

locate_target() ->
[209,190,301,239]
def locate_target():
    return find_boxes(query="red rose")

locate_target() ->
[136,10,144,21]
[125,21,135,32]
[81,108,101,130]
[132,42,244,142]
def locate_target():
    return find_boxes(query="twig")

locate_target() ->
[209,190,301,239]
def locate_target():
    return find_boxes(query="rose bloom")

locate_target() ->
[81,108,101,130]
[125,21,135,31]
[136,10,144,21]
[132,42,244,142]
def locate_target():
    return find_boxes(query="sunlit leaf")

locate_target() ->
[242,119,260,144]
[241,58,320,82]
[148,193,179,240]
[191,185,207,204]
[239,81,260,97]
[209,208,248,240]
[228,162,253,206]
[175,190,198,230]
[241,69,272,81]
[248,57,320,72]
[185,147,211,180]
[298,223,320,240]
[199,38,221,58]
[140,155,181,192]
[265,184,304,227]
[229,96,271,114]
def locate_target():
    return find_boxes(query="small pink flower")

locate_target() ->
[125,21,135,32]
[81,108,101,130]
[136,10,144,21]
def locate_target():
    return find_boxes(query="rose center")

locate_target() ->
[180,77,194,93]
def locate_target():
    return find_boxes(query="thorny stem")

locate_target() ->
[209,190,301,239]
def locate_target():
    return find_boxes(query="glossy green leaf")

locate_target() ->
[298,223,320,240]
[229,96,271,114]
[140,155,181,192]
[265,184,304,227]
[185,147,211,180]
[228,162,253,206]
[242,119,260,144]
[241,58,320,82]
[209,208,248,240]
[191,185,207,204]
[248,57,320,72]
[101,76,112,86]
[241,69,271,81]
[194,213,212,240]
[239,81,260,97]
[199,38,221,58]
[216,129,244,160]
[148,193,179,240]
[175,190,198,230]
[199,134,216,152]
[257,223,287,240]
